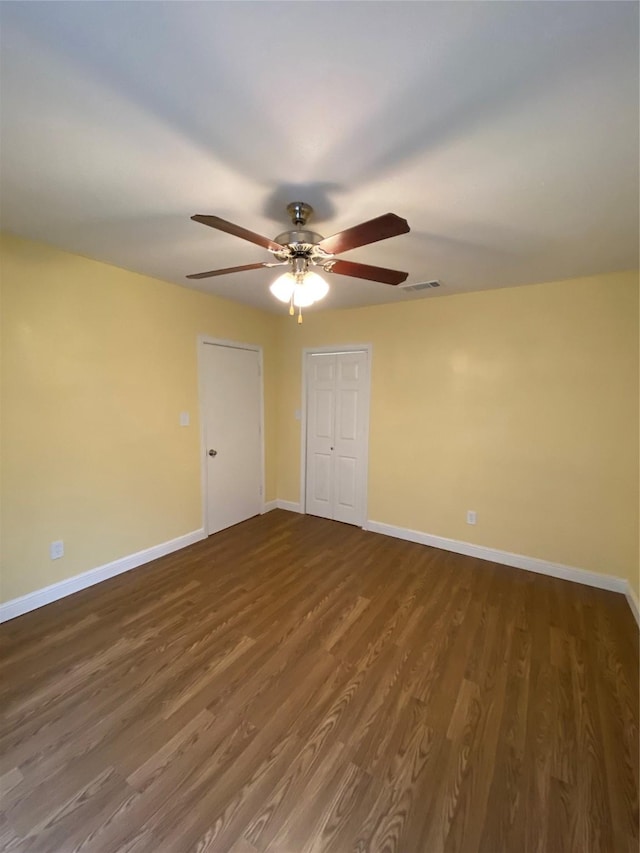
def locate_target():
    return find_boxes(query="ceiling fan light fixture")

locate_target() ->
[269,270,329,308]
[188,202,410,319]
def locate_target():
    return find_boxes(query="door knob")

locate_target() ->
[208,449,217,457]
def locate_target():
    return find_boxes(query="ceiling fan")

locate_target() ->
[187,202,410,321]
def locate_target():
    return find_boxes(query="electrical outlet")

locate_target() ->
[50,540,64,560]
[466,510,477,525]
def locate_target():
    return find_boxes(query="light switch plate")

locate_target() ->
[50,540,64,559]
[180,411,190,427]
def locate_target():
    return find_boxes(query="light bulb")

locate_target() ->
[269,270,329,307]
[292,282,316,307]
[300,271,329,302]
[269,273,296,303]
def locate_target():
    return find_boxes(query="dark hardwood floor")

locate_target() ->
[1,510,638,852]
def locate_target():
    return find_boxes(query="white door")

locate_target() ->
[202,343,262,535]
[305,351,369,526]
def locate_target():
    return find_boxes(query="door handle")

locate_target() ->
[208,449,217,457]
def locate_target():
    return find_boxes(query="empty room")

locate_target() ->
[0,2,638,852]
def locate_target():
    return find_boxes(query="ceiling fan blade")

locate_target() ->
[326,259,408,285]
[191,214,284,252]
[317,213,410,255]
[186,262,274,280]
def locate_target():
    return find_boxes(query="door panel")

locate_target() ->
[313,453,332,505]
[332,352,368,525]
[202,344,262,535]
[305,351,369,526]
[336,455,357,509]
[315,360,336,383]
[305,354,336,519]
[315,389,334,438]
[340,360,361,382]
[338,389,358,441]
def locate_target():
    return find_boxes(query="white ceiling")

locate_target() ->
[1,1,638,314]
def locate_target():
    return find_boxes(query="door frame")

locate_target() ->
[300,343,372,528]
[197,335,266,536]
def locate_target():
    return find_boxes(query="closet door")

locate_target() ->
[305,351,369,526]
[305,354,337,520]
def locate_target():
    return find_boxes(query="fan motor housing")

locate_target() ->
[274,228,324,248]
[275,202,324,250]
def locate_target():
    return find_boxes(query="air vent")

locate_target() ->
[401,280,441,292]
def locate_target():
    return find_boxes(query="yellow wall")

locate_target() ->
[0,233,278,602]
[276,271,639,597]
[2,232,638,606]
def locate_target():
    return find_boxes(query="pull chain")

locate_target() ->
[297,304,303,324]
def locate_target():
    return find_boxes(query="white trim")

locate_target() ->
[300,344,372,528]
[625,584,640,628]
[366,519,632,595]
[197,336,266,534]
[0,529,206,623]
[5,512,636,628]
[276,499,303,513]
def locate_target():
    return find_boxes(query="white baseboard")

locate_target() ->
[626,585,640,628]
[0,529,206,624]
[262,500,278,513]
[7,514,634,628]
[366,520,637,619]
[275,500,303,513]
[268,510,637,625]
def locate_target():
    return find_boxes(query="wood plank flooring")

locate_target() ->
[1,510,638,852]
